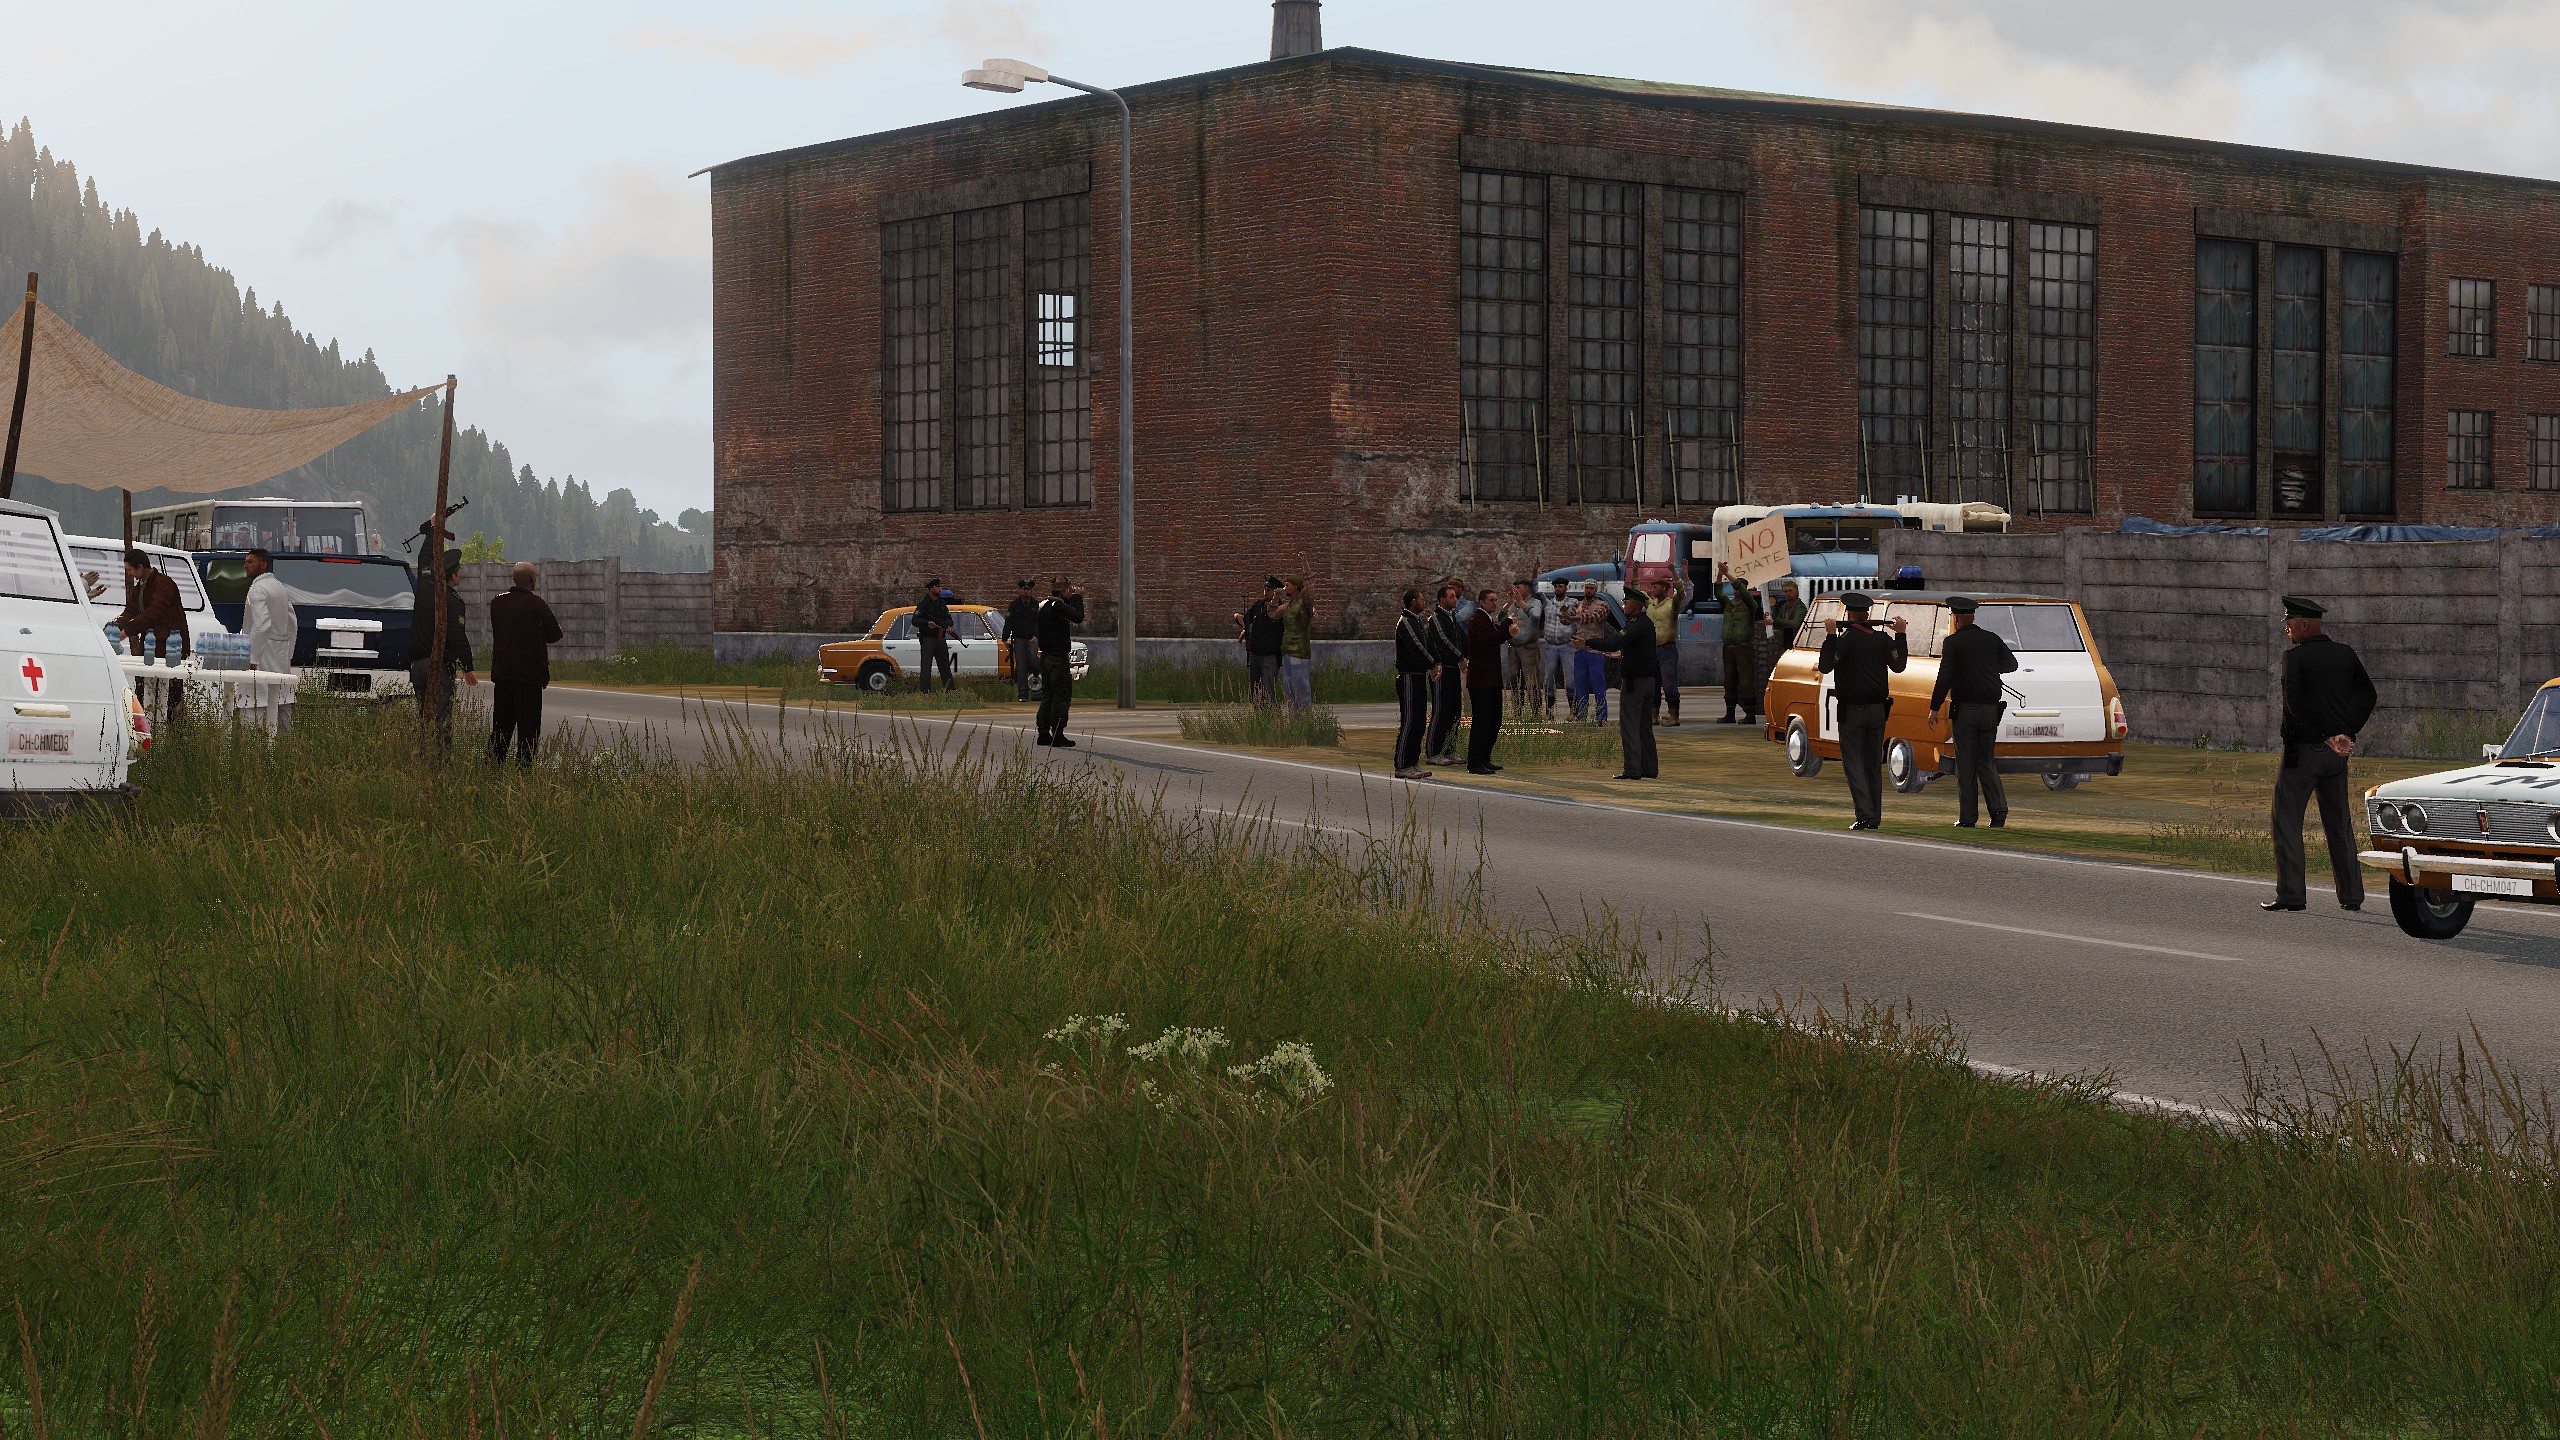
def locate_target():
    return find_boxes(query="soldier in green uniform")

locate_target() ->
[2266,595,2378,913]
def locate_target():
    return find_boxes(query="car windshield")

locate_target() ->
[0,513,78,604]
[2500,690,2560,761]
[1971,603,2086,652]
[202,556,414,609]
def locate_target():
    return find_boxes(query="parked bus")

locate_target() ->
[132,498,379,557]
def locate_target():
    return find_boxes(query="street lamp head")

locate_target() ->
[961,67,1026,93]
[981,57,1051,84]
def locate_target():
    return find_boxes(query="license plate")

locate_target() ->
[7,725,74,756]
[2452,873,2535,898]
[329,631,361,648]
[2005,723,2064,739]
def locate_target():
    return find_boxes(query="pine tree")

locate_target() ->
[0,121,705,570]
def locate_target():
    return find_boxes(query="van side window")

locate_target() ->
[1884,603,1943,658]
[1795,597,1842,650]
[1974,603,2087,653]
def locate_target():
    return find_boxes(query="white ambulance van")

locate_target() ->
[2,499,140,813]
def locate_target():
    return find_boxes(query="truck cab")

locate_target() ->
[1704,501,2009,600]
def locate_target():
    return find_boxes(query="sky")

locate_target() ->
[15,0,2560,518]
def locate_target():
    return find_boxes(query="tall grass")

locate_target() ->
[5,707,2560,1432]
[1177,702,1345,746]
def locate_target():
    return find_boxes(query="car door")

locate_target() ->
[880,613,920,676]
[950,610,1001,675]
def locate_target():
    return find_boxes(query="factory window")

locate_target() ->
[2270,245,2324,517]
[2447,277,2495,358]
[2023,222,2096,515]
[1025,193,1092,507]
[1857,207,1930,502]
[1458,169,1547,502]
[2193,239,2255,515]
[2448,410,2494,489]
[1661,187,1741,508]
[2340,252,2396,515]
[952,206,1013,511]
[1948,216,2011,509]
[2531,415,2560,492]
[1566,179,1642,505]
[2530,285,2560,362]
[880,217,944,514]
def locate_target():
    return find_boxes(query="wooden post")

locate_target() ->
[425,375,457,742]
[0,273,35,501]
[121,488,132,549]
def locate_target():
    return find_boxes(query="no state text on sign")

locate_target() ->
[1726,516,1793,588]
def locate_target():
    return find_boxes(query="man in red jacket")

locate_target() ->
[1465,588,1511,776]
[486,561,565,766]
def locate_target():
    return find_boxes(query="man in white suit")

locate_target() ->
[238,548,298,735]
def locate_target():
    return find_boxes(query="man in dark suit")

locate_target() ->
[1928,596,2018,829]
[117,550,190,724]
[1034,578,1085,747]
[1001,578,1041,701]
[486,561,564,766]
[1464,588,1511,775]
[1422,582,1468,766]
[1581,596,1660,780]
[1817,592,1907,830]
[2266,595,2378,913]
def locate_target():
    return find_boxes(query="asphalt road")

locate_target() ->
[542,685,2560,1116]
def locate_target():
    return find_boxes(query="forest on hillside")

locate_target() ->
[0,120,708,570]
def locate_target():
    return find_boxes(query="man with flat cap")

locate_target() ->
[1818,591,1907,830]
[1929,596,2018,829]
[2267,595,2377,912]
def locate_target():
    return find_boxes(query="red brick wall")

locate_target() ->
[712,50,2560,641]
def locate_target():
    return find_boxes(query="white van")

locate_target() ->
[2,500,140,813]
[64,535,224,660]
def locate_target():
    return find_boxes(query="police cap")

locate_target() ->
[2281,595,2326,619]
[1946,595,1977,614]
[1840,591,1874,612]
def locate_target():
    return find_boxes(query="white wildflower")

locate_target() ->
[1127,1026,1229,1066]
[1043,1013,1130,1046]
[1228,1040,1335,1104]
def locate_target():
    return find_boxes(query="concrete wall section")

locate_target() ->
[1883,530,2560,756]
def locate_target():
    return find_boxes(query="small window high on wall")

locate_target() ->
[2448,278,2495,357]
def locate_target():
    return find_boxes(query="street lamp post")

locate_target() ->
[964,59,1138,710]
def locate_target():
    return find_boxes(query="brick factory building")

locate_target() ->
[707,2,2560,647]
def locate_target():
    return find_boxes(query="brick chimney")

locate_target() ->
[1271,0,1322,59]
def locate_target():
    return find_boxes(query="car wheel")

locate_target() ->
[2042,768,2083,793]
[1887,738,1930,793]
[856,663,893,694]
[1785,716,1823,778]
[2388,878,2474,940]
[1027,670,1045,700]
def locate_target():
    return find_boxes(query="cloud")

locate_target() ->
[626,0,1049,77]
[449,167,706,357]
[1754,0,2560,180]
[298,199,397,259]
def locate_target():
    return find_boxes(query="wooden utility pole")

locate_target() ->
[0,273,35,500]
[121,488,132,549]
[424,375,457,742]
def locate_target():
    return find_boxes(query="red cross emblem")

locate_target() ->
[16,656,40,695]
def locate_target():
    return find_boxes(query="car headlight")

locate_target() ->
[2546,813,2560,844]
[2371,803,2397,834]
[2403,804,2429,835]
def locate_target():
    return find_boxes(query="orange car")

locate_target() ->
[1762,591,2128,794]
[816,604,1088,694]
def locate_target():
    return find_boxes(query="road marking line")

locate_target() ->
[1898,911,2254,965]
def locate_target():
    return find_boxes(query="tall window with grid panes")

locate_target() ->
[880,218,944,514]
[1661,188,1741,508]
[2193,240,2256,515]
[1457,171,1547,502]
[2022,222,2096,515]
[1565,180,1642,504]
[1857,207,1931,502]
[1947,217,2011,508]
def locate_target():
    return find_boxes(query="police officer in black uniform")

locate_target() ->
[1817,592,1907,830]
[1034,578,1085,748]
[2267,595,2378,912]
[1928,596,2018,829]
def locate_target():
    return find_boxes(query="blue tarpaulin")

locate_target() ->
[2121,516,2560,542]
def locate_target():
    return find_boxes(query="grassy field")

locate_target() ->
[6,706,2560,1433]
[553,644,1395,709]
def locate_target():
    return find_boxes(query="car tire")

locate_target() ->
[1887,738,1930,793]
[2388,878,2474,940]
[2042,768,2083,793]
[1785,716,1823,778]
[1027,670,1045,700]
[856,663,893,694]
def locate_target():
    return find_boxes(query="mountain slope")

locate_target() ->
[0,121,707,570]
